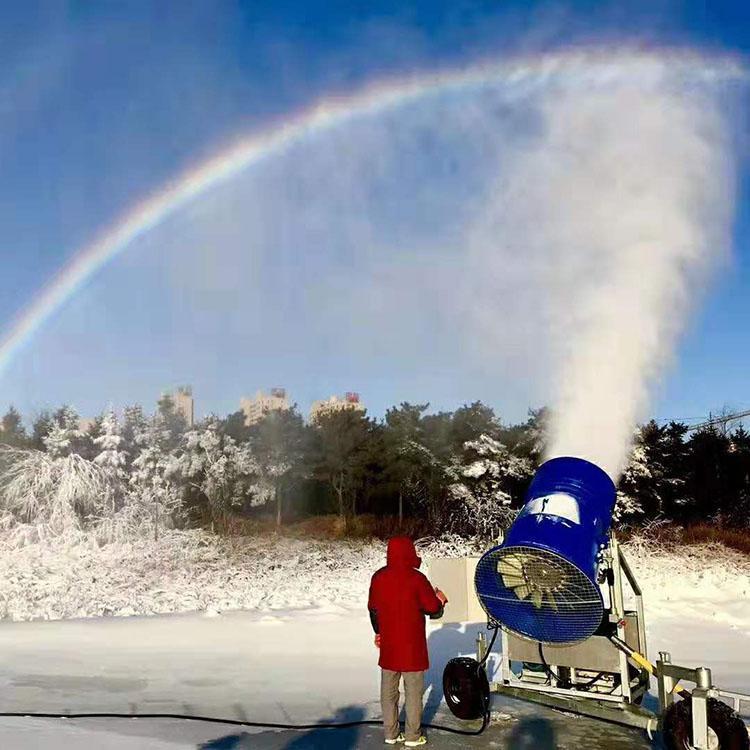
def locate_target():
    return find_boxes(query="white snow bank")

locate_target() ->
[1,527,748,642]
[0,529,384,621]
[625,539,750,636]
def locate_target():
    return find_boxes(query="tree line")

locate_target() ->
[0,398,748,539]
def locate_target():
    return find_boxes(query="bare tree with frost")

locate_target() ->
[0,445,112,539]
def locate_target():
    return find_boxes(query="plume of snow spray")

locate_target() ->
[467,62,738,478]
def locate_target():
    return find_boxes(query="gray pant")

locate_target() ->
[381,668,425,742]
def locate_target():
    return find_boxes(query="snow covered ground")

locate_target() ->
[0,532,748,747]
[3,529,747,627]
[0,530,384,620]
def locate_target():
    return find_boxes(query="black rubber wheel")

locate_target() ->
[442,657,490,721]
[663,696,749,750]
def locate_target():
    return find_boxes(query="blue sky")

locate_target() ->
[0,0,748,426]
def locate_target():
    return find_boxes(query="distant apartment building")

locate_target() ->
[162,386,195,427]
[309,392,365,423]
[174,386,195,427]
[78,417,97,434]
[241,388,290,426]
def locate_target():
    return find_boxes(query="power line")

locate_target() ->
[684,409,750,433]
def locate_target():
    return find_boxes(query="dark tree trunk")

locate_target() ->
[336,471,345,518]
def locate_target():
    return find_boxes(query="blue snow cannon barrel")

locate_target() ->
[474,456,617,645]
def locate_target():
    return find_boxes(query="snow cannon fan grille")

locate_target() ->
[474,545,604,645]
[474,457,617,645]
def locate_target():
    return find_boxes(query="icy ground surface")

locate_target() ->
[0,534,748,747]
[0,607,659,749]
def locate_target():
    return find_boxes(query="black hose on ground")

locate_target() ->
[0,710,489,737]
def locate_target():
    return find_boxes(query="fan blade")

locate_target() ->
[498,557,524,576]
[514,584,532,600]
[531,589,543,609]
[500,573,525,588]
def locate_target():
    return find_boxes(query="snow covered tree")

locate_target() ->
[128,417,182,539]
[251,409,308,526]
[310,409,372,523]
[614,420,688,523]
[448,434,532,540]
[93,410,128,497]
[0,406,27,447]
[615,437,648,524]
[43,424,73,459]
[156,393,188,450]
[79,415,104,460]
[121,404,148,468]
[0,446,112,535]
[43,406,84,458]
[500,407,550,466]
[172,417,256,522]
[449,402,502,453]
[383,403,430,523]
[31,410,54,450]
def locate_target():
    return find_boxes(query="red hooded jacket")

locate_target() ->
[368,537,443,672]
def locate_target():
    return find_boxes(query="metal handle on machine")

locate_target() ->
[609,635,654,674]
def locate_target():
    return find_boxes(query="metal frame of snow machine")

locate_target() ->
[470,537,750,749]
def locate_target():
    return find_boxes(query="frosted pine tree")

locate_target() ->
[94,410,127,478]
[121,404,148,470]
[128,417,181,539]
[43,406,83,458]
[614,437,648,524]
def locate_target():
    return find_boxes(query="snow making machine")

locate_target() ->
[436,456,750,749]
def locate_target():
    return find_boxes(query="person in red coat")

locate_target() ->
[368,536,448,747]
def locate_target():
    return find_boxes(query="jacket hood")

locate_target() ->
[387,536,421,569]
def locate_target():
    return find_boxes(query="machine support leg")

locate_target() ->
[476,631,487,664]
[657,652,675,710]
[691,687,710,750]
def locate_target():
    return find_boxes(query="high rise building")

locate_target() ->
[173,386,195,427]
[309,392,365,423]
[160,386,194,427]
[241,388,290,426]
